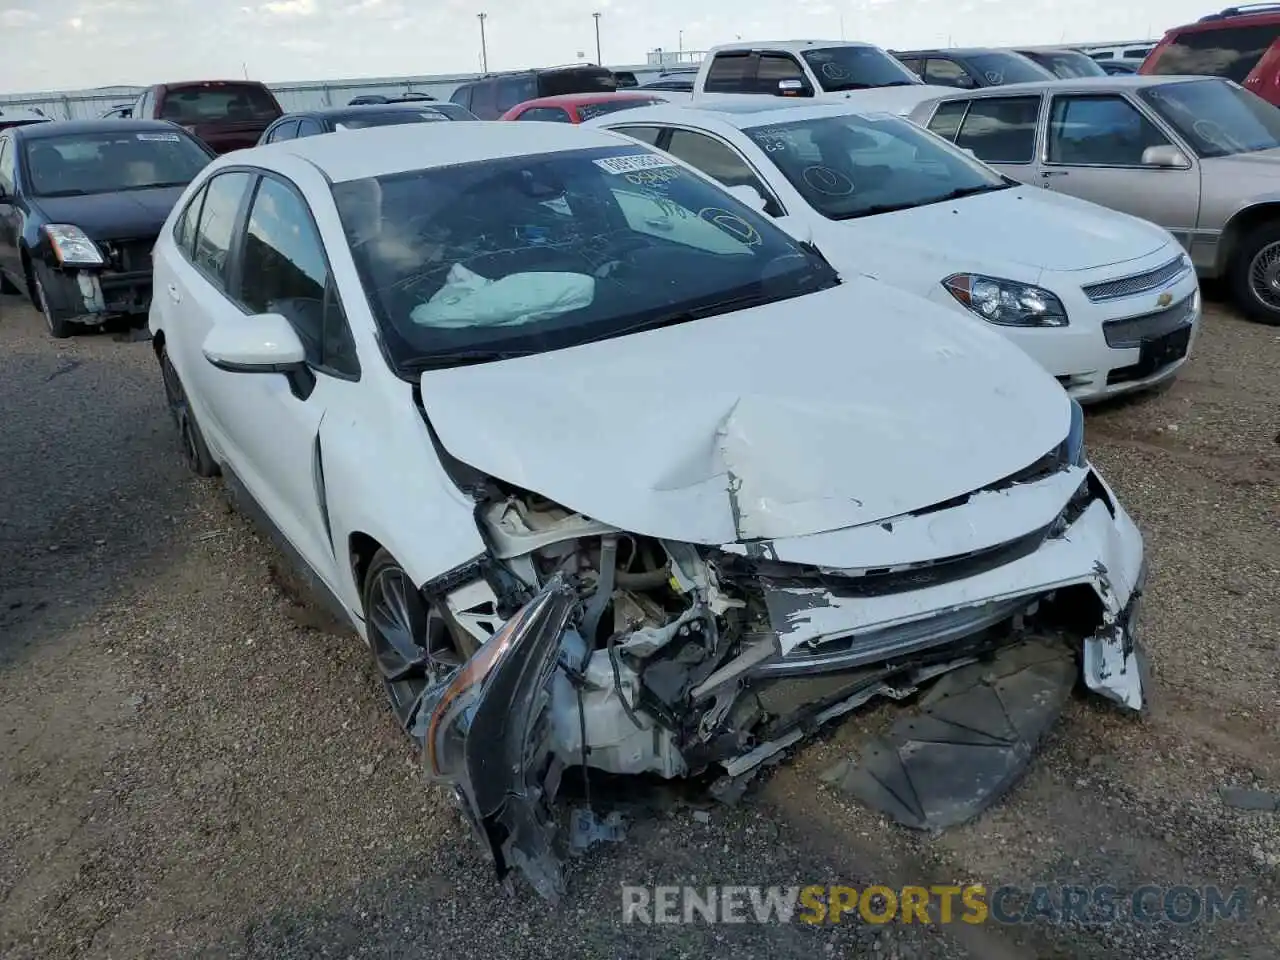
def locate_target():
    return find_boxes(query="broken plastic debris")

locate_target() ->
[823,641,1076,831]
[568,807,628,855]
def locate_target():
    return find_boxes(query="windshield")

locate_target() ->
[333,145,836,368]
[744,113,1008,220]
[23,130,212,197]
[801,46,921,91]
[1141,79,1280,158]
[964,52,1055,85]
[334,110,454,130]
[1024,49,1106,78]
[576,98,665,121]
[160,84,279,123]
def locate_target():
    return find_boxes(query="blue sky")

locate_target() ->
[0,0,1219,93]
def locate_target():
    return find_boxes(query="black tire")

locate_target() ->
[361,548,467,741]
[31,269,73,339]
[1229,222,1280,325]
[158,343,219,477]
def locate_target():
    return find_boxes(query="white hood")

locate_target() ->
[839,186,1172,276]
[419,277,1071,546]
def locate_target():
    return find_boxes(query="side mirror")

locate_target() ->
[776,78,814,98]
[202,313,306,372]
[1141,145,1190,168]
[726,183,767,211]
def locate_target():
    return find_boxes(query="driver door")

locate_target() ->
[1035,93,1201,249]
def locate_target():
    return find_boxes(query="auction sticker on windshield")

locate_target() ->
[594,154,676,174]
[136,133,181,141]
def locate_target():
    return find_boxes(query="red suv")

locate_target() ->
[1142,5,1280,105]
[130,81,283,154]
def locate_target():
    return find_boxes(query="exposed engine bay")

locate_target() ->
[415,446,1149,901]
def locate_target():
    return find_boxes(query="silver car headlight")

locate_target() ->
[943,273,1068,327]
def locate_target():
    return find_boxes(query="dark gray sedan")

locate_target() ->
[257,102,476,145]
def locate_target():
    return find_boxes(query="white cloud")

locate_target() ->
[0,9,37,27]
[0,0,1217,94]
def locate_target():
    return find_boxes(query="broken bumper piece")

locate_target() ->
[424,471,1148,901]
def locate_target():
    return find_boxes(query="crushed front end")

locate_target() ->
[35,225,154,328]
[420,406,1148,900]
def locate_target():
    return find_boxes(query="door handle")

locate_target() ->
[167,283,180,303]
[1041,170,1069,177]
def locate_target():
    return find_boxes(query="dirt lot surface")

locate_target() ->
[1,291,1277,959]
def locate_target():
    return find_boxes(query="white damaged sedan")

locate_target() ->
[148,122,1148,900]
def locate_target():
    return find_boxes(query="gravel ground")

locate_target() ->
[0,290,1276,959]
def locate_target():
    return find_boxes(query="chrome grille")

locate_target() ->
[1103,294,1196,348]
[1082,255,1191,303]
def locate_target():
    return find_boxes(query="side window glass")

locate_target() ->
[191,171,252,288]
[173,183,207,256]
[927,101,969,141]
[664,129,778,214]
[608,125,664,145]
[924,58,974,88]
[296,118,323,137]
[449,84,472,109]
[704,53,753,93]
[954,96,1040,163]
[516,107,572,122]
[898,58,924,77]
[1048,96,1170,166]
[238,176,357,375]
[755,54,805,93]
[0,140,13,192]
[496,77,536,112]
[468,81,499,118]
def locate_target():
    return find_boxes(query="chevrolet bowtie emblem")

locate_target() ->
[1157,292,1173,307]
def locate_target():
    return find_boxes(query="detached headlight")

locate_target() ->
[1066,397,1086,467]
[943,273,1068,327]
[44,224,104,267]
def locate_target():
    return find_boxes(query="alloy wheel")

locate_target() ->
[367,563,463,739]
[1246,240,1280,313]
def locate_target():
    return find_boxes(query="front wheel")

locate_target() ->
[362,549,468,741]
[32,270,72,339]
[1230,222,1280,325]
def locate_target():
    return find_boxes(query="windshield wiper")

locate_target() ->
[833,182,1013,220]
[35,189,90,197]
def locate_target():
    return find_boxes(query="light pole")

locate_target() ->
[477,12,488,73]
[593,12,602,65]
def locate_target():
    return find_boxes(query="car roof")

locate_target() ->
[277,104,457,122]
[513,92,667,108]
[895,47,1022,58]
[237,121,635,183]
[707,39,878,55]
[13,118,189,140]
[586,99,899,129]
[912,74,1208,99]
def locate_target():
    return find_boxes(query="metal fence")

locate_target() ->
[0,64,667,120]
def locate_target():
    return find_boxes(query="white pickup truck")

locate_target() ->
[691,39,954,116]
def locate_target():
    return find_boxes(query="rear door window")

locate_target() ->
[926,100,970,141]
[265,119,299,143]
[953,95,1041,163]
[496,76,538,113]
[1148,24,1280,82]
[449,84,473,109]
[468,81,499,119]
[924,58,974,88]
[704,52,754,92]
[191,171,253,290]
[602,124,664,145]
